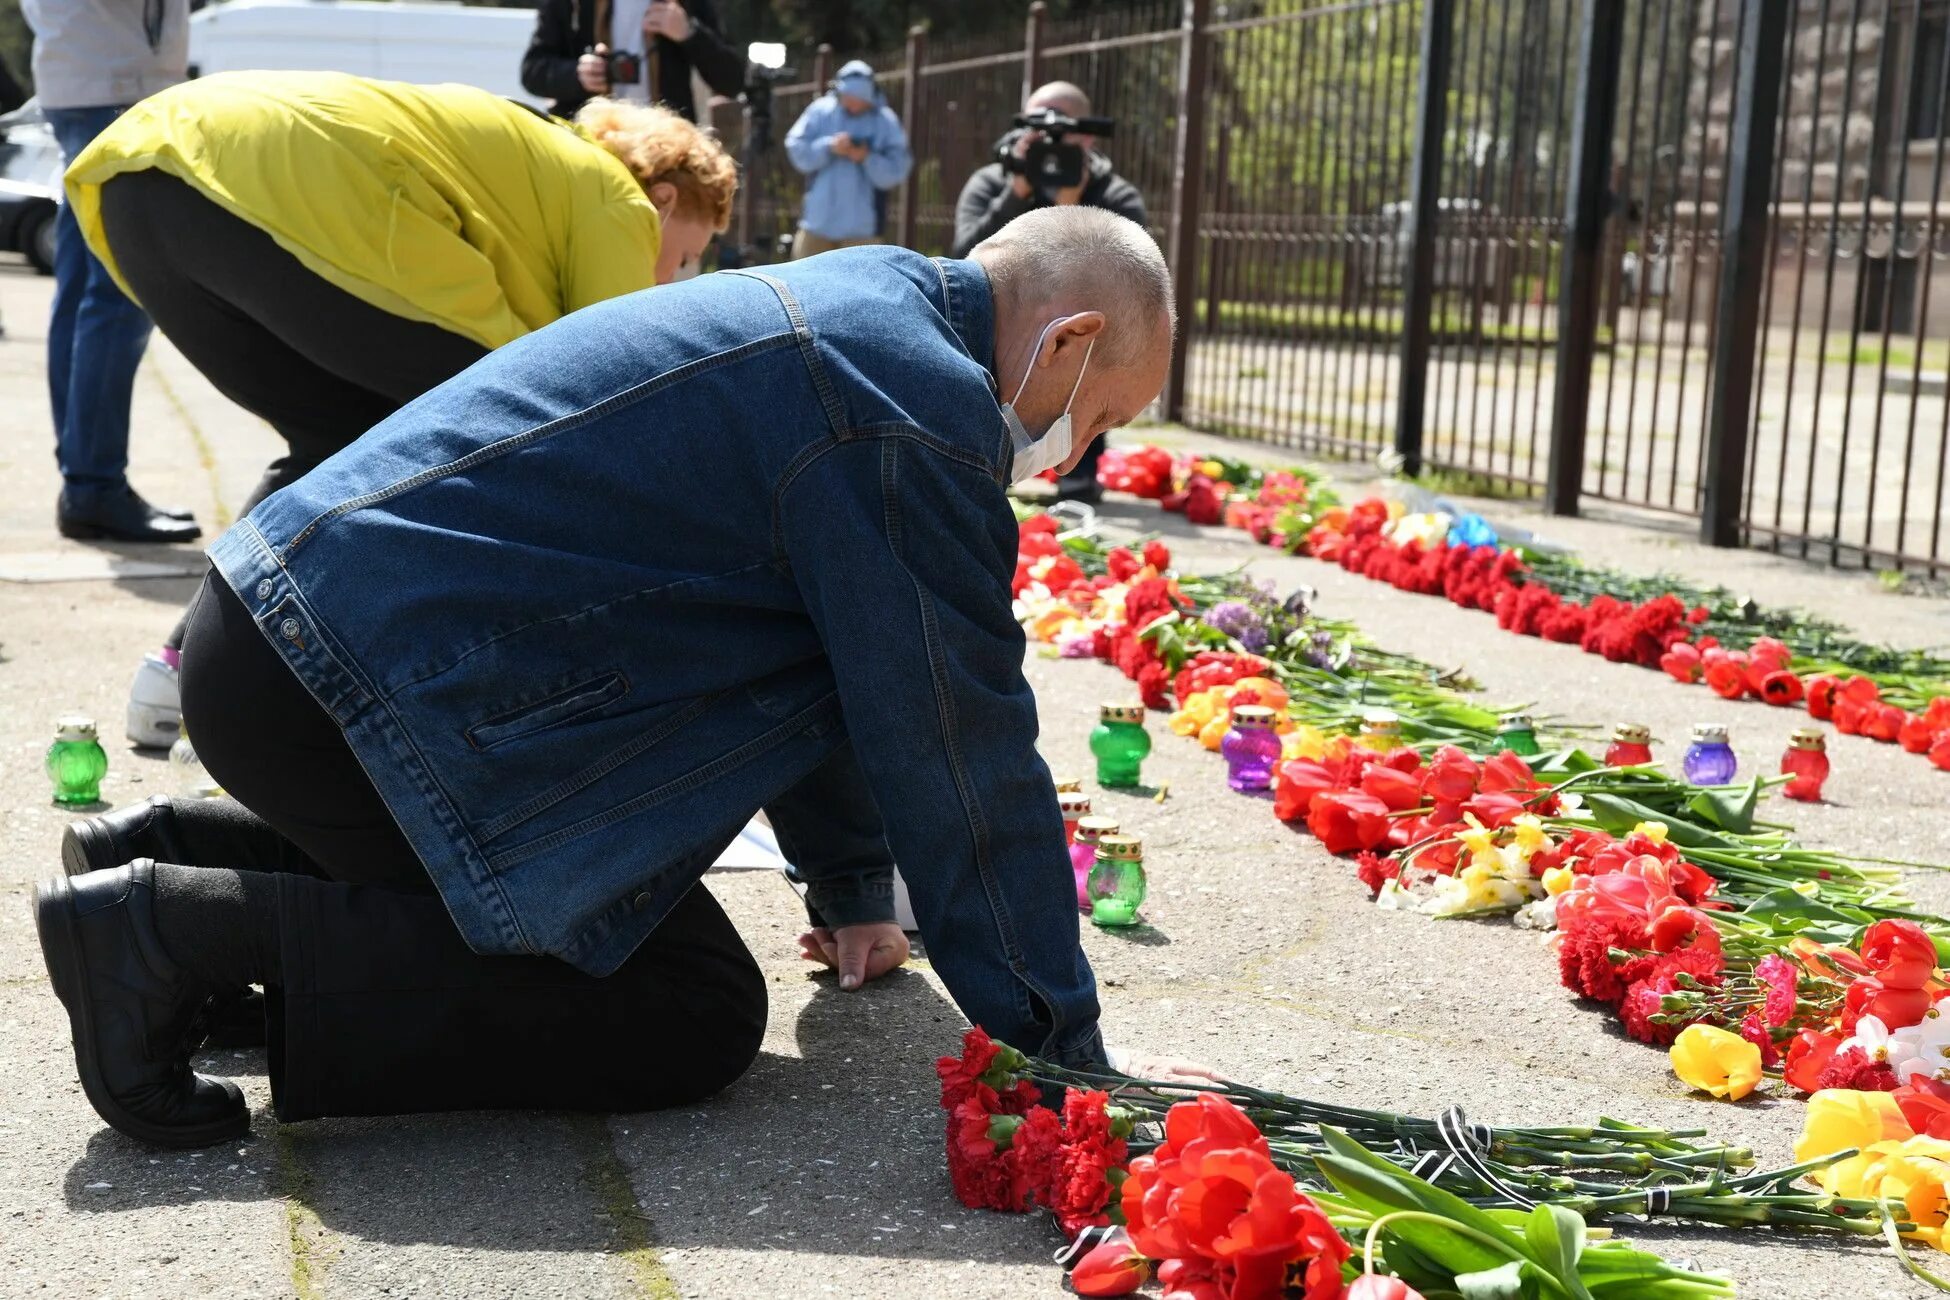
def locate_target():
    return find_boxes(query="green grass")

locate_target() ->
[1205,300,1568,347]
[1819,336,1950,371]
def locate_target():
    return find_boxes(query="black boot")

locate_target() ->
[35,862,249,1148]
[57,486,202,543]
[62,795,187,878]
[63,795,320,880]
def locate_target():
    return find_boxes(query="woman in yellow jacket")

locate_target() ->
[65,70,738,744]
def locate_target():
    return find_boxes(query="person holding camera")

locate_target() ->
[64,71,738,749]
[521,0,745,123]
[783,60,912,260]
[952,82,1146,502]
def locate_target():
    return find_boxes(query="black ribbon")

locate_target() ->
[1053,1223,1120,1271]
[1434,1105,1537,1209]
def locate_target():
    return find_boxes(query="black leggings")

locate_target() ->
[98,170,487,649]
[177,575,768,1120]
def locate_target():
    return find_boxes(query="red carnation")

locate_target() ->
[1106,547,1141,582]
[1142,540,1171,571]
[1814,1046,1900,1093]
[1355,851,1399,898]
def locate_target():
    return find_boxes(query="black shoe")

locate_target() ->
[34,862,249,1148]
[62,796,187,878]
[57,486,201,543]
[1053,474,1104,506]
[201,987,267,1051]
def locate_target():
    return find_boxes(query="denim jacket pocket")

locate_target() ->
[466,671,630,751]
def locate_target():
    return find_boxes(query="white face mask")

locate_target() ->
[1001,316,1096,485]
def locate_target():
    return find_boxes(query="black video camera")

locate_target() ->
[604,49,643,87]
[998,107,1116,199]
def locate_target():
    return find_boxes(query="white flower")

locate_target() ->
[1842,1015,1928,1081]
[1892,1004,1950,1085]
[1513,897,1560,930]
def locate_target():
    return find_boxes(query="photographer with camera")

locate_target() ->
[952,82,1145,501]
[783,60,911,260]
[521,0,745,123]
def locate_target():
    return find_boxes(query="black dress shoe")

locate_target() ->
[57,486,202,543]
[63,796,187,878]
[135,489,197,522]
[35,862,249,1148]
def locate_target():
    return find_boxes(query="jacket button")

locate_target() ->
[256,579,274,600]
[280,618,301,641]
[632,891,653,912]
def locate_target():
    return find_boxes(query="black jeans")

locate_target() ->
[98,170,487,649]
[178,575,768,1121]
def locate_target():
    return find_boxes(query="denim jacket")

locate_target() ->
[207,248,1106,1067]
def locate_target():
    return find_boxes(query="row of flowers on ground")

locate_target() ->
[1012,508,1950,1120]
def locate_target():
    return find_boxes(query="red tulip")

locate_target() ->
[1307,790,1393,855]
[1273,759,1338,824]
[1704,658,1749,700]
[1759,670,1805,707]
[1868,704,1910,743]
[1841,675,1883,704]
[1660,642,1703,683]
[1421,745,1482,803]
[1897,1076,1950,1140]
[1900,715,1941,755]
[1069,1240,1150,1297]
[1349,1278,1428,1300]
[1845,975,1935,1031]
[1463,791,1529,828]
[1804,674,1841,720]
[1361,764,1425,812]
[1934,733,1950,771]
[1862,919,1940,990]
[1783,1029,1843,1093]
[1833,697,1869,736]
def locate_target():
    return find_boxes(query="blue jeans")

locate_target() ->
[46,105,154,501]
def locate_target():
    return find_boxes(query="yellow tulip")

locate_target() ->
[1283,726,1330,761]
[1167,710,1201,737]
[1542,865,1576,897]
[1632,821,1670,845]
[1197,459,1224,478]
[1796,1089,1915,1196]
[1198,714,1231,751]
[1860,1138,1950,1249]
[1669,1024,1763,1101]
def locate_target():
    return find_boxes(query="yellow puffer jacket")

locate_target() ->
[66,71,661,349]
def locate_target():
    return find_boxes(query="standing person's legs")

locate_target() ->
[95,170,487,656]
[43,107,195,541]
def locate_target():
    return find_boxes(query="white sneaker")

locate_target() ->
[126,652,183,749]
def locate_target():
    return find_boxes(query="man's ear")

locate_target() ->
[1045,311,1106,364]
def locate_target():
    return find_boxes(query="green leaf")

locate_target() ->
[1579,793,1743,850]
[1522,1205,1593,1300]
[1313,1130,1530,1277]
[1684,778,1758,834]
[1456,1260,1533,1299]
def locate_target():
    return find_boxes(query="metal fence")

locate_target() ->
[709,0,1950,575]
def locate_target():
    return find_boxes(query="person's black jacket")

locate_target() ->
[950,138,1147,257]
[521,0,745,122]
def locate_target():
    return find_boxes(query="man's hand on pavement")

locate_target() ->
[578,46,612,94]
[643,0,693,42]
[1108,1047,1227,1087]
[798,922,910,991]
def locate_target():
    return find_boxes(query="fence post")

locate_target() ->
[1544,0,1626,516]
[1162,0,1211,423]
[812,43,833,93]
[1393,0,1455,476]
[899,25,926,250]
[1024,1,1047,104]
[1700,0,1788,548]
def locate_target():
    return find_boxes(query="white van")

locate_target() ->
[188,0,544,106]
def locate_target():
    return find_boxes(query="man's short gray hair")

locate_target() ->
[972,206,1174,368]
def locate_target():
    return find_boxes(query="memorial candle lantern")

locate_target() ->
[1053,775,1084,794]
[1220,704,1281,791]
[46,715,107,806]
[1070,816,1119,910]
[1604,723,1654,768]
[1358,708,1403,753]
[1087,834,1146,928]
[1780,728,1830,802]
[1495,712,1541,757]
[1090,703,1151,788]
[1058,791,1091,843]
[1682,723,1739,785]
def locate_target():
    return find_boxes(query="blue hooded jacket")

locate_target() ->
[784,60,912,241]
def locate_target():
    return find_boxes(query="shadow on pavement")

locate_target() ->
[57,962,1034,1265]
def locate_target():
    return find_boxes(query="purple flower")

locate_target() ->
[1206,601,1268,653]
